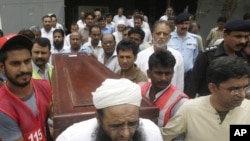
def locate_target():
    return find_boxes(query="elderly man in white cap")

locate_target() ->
[113,20,126,43]
[56,78,163,141]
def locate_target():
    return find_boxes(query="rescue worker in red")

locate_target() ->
[141,50,189,127]
[0,34,52,141]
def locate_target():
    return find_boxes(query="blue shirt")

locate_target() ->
[101,26,113,35]
[167,32,198,72]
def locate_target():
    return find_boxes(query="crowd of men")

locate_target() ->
[0,5,250,141]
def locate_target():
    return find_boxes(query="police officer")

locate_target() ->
[167,12,199,92]
[186,19,250,98]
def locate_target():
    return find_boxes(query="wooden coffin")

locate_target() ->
[51,53,159,139]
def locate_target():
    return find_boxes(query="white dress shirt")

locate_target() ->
[135,46,184,91]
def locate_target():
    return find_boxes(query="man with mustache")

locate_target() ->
[162,56,250,141]
[205,16,227,47]
[167,12,199,93]
[141,50,188,127]
[51,29,67,54]
[81,24,103,58]
[56,78,163,141]
[63,23,79,48]
[186,19,250,98]
[41,15,55,45]
[116,39,148,83]
[64,32,83,53]
[97,34,120,72]
[0,34,52,141]
[135,20,184,91]
[31,37,53,83]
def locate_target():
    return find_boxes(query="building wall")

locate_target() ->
[196,0,250,44]
[0,0,64,34]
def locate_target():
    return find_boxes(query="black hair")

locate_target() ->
[116,39,139,56]
[96,109,104,119]
[206,56,250,86]
[33,37,51,51]
[53,29,65,37]
[89,24,101,34]
[84,12,95,19]
[148,50,176,70]
[133,15,144,21]
[0,29,4,37]
[0,44,31,63]
[42,15,51,20]
[18,29,35,41]
[128,27,145,41]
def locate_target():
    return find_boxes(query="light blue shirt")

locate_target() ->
[101,26,114,35]
[80,40,103,58]
[97,51,120,72]
[167,32,198,72]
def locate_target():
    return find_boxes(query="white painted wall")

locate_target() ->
[0,0,64,34]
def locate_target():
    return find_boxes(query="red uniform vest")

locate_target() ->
[0,79,52,141]
[141,82,189,127]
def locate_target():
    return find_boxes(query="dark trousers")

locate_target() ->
[184,70,192,93]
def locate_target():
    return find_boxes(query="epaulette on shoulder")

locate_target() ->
[205,46,217,52]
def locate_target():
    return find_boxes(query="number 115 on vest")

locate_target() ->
[25,128,46,141]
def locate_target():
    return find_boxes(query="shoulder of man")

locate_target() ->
[188,32,198,39]
[139,118,163,141]
[204,45,218,53]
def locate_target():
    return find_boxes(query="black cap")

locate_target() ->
[174,12,191,24]
[224,19,250,32]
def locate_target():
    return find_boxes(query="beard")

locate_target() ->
[53,40,64,50]
[95,123,146,141]
[153,39,167,50]
[5,69,32,87]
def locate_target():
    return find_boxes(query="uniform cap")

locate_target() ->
[224,19,250,32]
[174,12,191,24]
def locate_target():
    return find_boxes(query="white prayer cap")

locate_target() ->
[92,78,142,109]
[117,20,126,25]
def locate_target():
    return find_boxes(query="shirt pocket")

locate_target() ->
[168,43,179,50]
[186,43,197,50]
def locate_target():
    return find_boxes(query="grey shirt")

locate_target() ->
[0,91,37,141]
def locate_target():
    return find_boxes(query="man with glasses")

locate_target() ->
[161,56,250,141]
[56,78,163,141]
[97,34,120,72]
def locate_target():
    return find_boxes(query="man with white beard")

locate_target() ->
[112,20,126,43]
[135,20,184,91]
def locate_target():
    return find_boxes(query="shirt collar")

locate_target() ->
[146,83,171,102]
[171,31,192,39]
[214,42,227,56]
[32,61,49,73]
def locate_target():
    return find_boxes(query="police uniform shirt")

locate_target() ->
[167,31,199,72]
